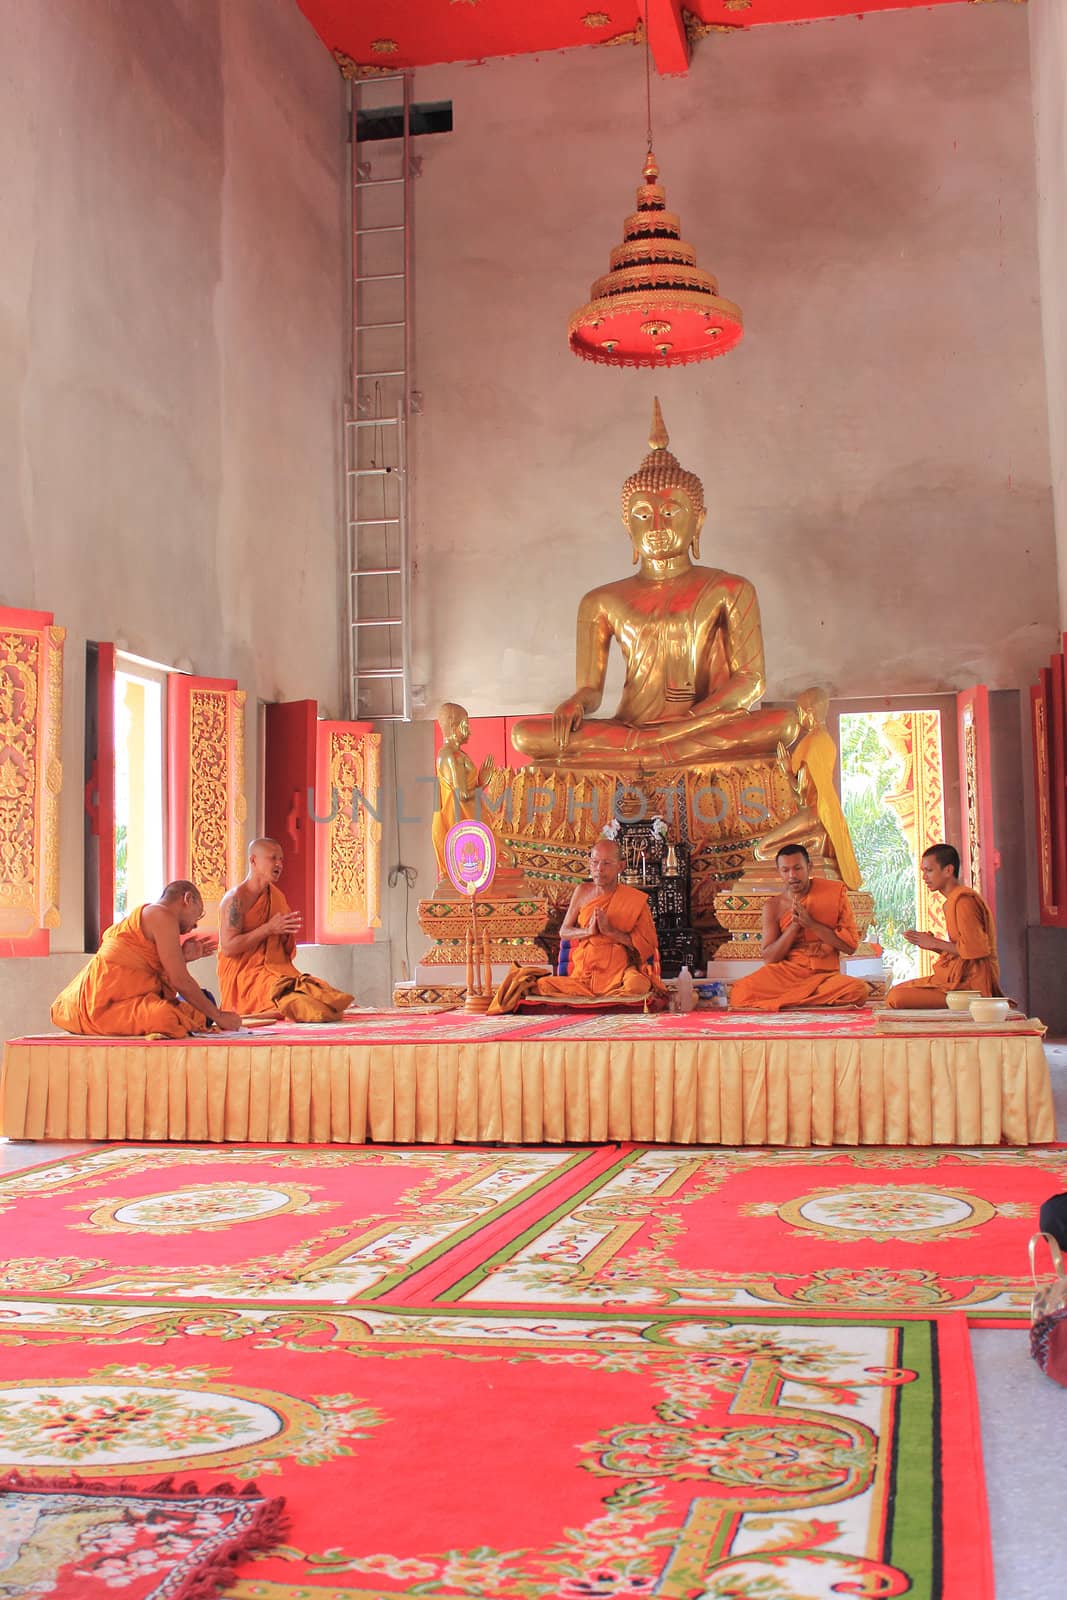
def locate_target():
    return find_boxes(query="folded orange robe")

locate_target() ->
[534,883,659,1001]
[729,877,868,1012]
[885,885,1001,1009]
[50,906,205,1038]
[216,886,354,1022]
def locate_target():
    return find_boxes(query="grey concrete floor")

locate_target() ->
[4,1051,1067,1597]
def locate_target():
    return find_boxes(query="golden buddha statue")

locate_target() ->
[510,400,797,772]
[752,688,862,889]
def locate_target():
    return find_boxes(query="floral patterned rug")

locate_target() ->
[426,1144,1067,1325]
[0,1301,989,1599]
[0,1470,282,1599]
[0,1142,1057,1323]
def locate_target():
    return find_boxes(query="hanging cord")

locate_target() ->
[643,4,654,154]
[386,721,416,980]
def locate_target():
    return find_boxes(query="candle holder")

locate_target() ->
[463,901,493,1014]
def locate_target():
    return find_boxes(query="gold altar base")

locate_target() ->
[392,983,467,1009]
[714,858,876,960]
[490,758,800,941]
[416,893,551,971]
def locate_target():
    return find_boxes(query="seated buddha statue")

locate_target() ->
[510,400,797,772]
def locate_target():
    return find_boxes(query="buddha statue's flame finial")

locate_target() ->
[649,396,669,454]
[621,400,705,524]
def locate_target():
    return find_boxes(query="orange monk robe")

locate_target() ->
[50,906,205,1038]
[216,885,353,1022]
[729,877,868,1012]
[885,885,1000,1009]
[535,883,660,1001]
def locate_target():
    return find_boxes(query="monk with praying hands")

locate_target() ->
[51,882,242,1038]
[492,837,663,1011]
[217,838,353,1022]
[729,844,869,1012]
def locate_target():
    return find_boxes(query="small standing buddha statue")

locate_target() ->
[431,702,519,890]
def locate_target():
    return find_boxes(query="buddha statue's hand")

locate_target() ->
[552,696,586,753]
[478,754,495,786]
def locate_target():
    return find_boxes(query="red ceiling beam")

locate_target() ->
[641,0,690,77]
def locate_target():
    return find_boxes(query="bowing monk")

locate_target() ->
[730,844,868,1012]
[885,843,1001,1009]
[51,882,242,1037]
[217,838,353,1022]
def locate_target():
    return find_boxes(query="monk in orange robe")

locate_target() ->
[490,838,662,1011]
[534,837,660,1001]
[51,881,242,1038]
[730,844,868,1011]
[217,838,353,1022]
[885,843,1001,1009]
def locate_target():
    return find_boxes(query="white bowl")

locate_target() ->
[969,997,1011,1024]
[945,990,982,1012]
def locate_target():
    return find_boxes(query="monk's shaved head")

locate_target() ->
[591,838,621,861]
[162,880,201,904]
[249,837,282,862]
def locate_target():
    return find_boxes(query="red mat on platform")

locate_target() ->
[13,1002,1037,1045]
[0,1298,990,1599]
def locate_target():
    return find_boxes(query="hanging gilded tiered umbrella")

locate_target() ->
[568,20,742,368]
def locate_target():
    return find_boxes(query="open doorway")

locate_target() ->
[114,656,167,918]
[833,698,958,986]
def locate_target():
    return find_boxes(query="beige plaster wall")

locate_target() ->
[1030,0,1067,628]
[0,0,378,1034]
[409,4,1056,718]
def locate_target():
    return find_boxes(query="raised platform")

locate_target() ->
[0,1008,1054,1148]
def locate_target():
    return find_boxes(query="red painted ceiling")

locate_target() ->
[295,0,973,76]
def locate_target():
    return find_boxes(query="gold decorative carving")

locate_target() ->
[233,691,247,881]
[43,625,65,927]
[416,894,550,966]
[371,38,399,54]
[393,983,466,1009]
[326,728,382,933]
[0,617,64,943]
[881,710,947,973]
[683,8,743,36]
[962,714,981,896]
[332,50,398,79]
[188,690,233,904]
[1034,695,1054,914]
[583,11,611,24]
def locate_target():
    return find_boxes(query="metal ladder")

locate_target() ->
[344,72,416,722]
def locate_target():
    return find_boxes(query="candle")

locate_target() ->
[482,931,492,996]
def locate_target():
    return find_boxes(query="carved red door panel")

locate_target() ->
[956,685,998,922]
[313,719,381,944]
[167,674,246,931]
[0,606,65,957]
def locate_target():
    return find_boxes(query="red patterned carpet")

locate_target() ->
[0,1142,1009,1597]
[0,1142,1056,1323]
